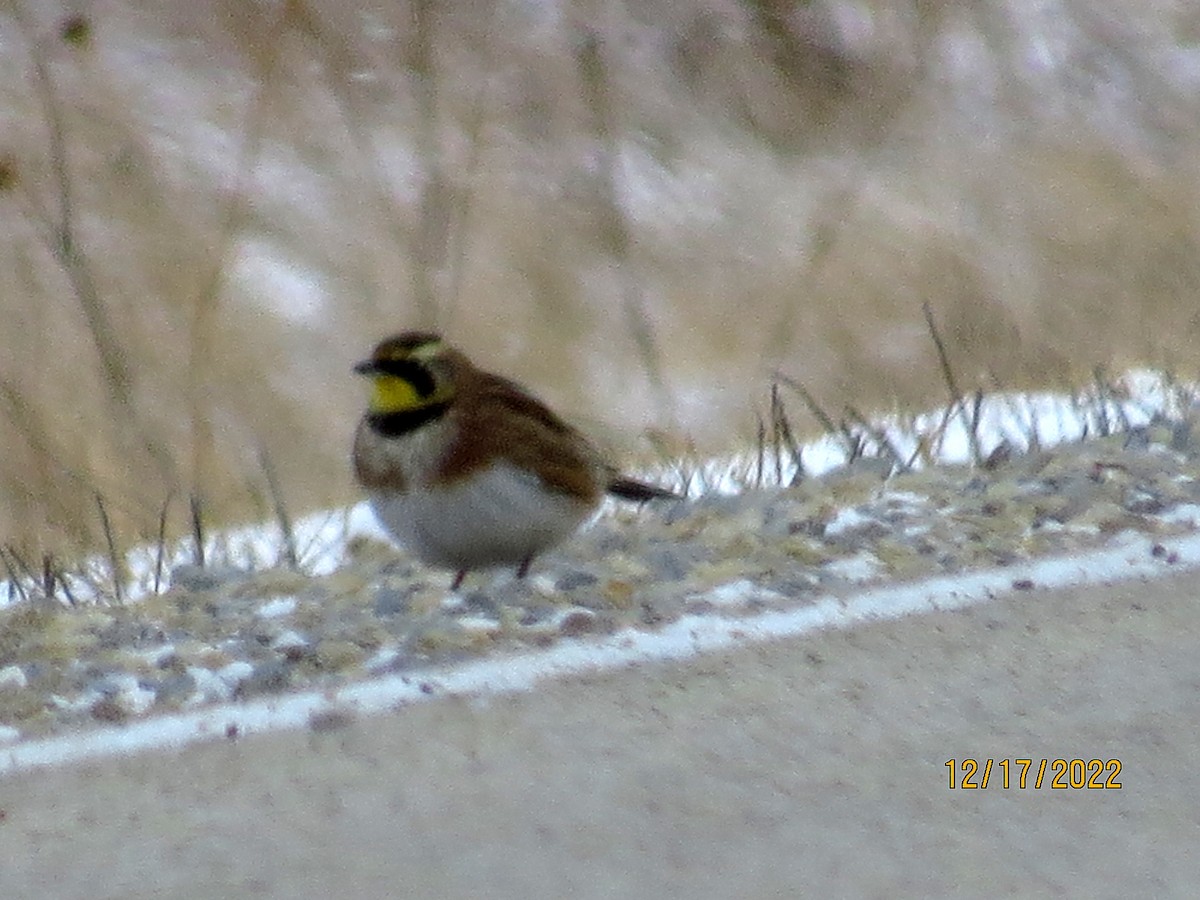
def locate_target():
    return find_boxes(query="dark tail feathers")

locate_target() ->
[607,476,679,502]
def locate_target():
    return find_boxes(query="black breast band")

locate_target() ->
[367,402,450,436]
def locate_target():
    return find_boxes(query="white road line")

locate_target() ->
[1,529,1194,777]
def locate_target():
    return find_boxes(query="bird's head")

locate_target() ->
[354,331,459,416]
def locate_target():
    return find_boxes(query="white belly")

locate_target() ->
[368,462,595,571]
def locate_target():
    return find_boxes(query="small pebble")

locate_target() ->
[0,666,28,691]
[170,565,248,592]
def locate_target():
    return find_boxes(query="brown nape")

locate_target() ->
[607,477,679,502]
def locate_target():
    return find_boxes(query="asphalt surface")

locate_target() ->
[2,569,1198,898]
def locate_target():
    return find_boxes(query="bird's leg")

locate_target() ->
[516,556,532,580]
[451,570,465,591]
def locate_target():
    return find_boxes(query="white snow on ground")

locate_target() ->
[642,369,1195,500]
[0,527,1193,776]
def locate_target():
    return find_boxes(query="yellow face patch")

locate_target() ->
[358,334,453,416]
[369,373,424,414]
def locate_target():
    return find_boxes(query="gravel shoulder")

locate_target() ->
[6,422,1200,743]
[3,565,1198,898]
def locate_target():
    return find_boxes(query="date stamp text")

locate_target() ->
[945,758,1122,789]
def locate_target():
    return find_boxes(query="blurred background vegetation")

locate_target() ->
[2,0,1199,558]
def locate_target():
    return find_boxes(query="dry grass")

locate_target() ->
[1,0,1200,562]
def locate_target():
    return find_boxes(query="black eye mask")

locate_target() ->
[372,358,438,398]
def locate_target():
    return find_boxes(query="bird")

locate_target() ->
[352,331,679,589]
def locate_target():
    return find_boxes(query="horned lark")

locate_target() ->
[353,332,678,588]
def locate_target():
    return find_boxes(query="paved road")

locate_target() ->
[3,570,1198,898]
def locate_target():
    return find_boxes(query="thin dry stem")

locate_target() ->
[769,383,805,485]
[189,493,206,567]
[12,7,175,487]
[55,563,79,606]
[576,29,674,423]
[844,404,906,473]
[923,302,983,467]
[188,0,286,512]
[408,0,448,327]
[3,544,39,602]
[40,553,56,603]
[1,547,29,605]
[95,493,124,603]
[775,371,860,460]
[754,412,766,489]
[259,447,298,570]
[154,493,172,595]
